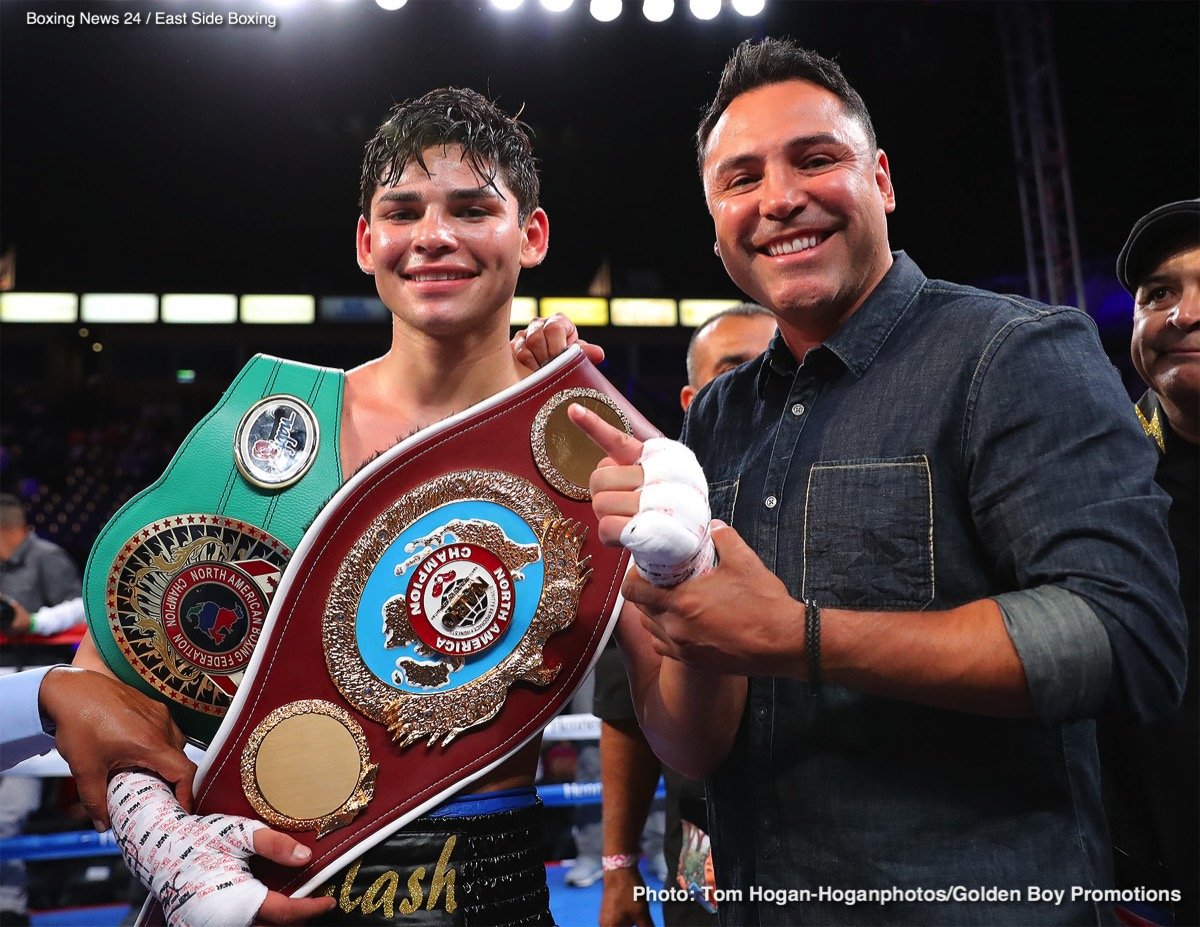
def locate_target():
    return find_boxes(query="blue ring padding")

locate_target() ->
[0,780,669,861]
[0,829,120,862]
[426,785,538,818]
[538,780,666,807]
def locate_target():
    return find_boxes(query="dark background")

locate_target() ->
[0,0,1198,544]
[2,0,1197,298]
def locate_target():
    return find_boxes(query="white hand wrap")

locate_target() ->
[619,437,716,587]
[108,771,268,927]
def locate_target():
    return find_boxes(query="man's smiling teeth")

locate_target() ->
[767,235,821,257]
[408,271,473,282]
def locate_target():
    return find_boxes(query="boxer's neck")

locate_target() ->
[340,322,527,477]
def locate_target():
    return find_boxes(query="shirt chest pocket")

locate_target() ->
[801,456,934,609]
[707,478,740,526]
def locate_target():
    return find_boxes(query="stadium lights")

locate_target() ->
[81,293,158,323]
[540,0,574,10]
[490,0,525,10]
[318,296,390,323]
[540,297,609,326]
[678,298,743,326]
[240,295,316,324]
[4,292,746,328]
[731,0,765,15]
[589,0,621,21]
[688,0,720,20]
[0,292,77,323]
[643,0,673,21]
[510,297,539,325]
[161,294,238,324]
[610,298,678,326]
[374,0,408,9]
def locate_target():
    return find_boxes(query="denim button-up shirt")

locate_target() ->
[681,253,1186,925]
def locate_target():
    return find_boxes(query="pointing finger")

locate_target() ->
[568,403,643,466]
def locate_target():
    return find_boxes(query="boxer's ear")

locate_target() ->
[520,209,549,269]
[356,215,376,275]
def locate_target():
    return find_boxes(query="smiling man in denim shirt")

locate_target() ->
[575,39,1188,926]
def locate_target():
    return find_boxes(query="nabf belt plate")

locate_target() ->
[185,347,660,902]
[106,516,289,714]
[82,355,345,745]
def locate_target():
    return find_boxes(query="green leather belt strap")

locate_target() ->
[83,354,344,743]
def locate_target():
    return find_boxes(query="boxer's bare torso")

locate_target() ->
[339,352,542,792]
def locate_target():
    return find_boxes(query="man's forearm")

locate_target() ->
[600,719,661,856]
[821,598,1033,716]
[617,605,745,780]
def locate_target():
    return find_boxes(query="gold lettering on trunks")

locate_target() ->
[428,835,458,912]
[398,869,424,915]
[322,836,459,917]
[361,871,399,918]
[337,861,364,912]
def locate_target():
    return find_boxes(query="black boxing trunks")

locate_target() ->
[313,788,552,927]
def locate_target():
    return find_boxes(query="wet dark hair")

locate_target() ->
[696,38,878,172]
[359,87,540,222]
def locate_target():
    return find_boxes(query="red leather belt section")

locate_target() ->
[189,351,658,896]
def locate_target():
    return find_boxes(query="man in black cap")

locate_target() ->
[1103,198,1198,926]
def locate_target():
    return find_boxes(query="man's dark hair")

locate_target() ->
[359,87,540,223]
[696,38,878,172]
[0,493,26,530]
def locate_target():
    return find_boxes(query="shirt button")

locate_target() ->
[791,402,806,416]
[764,495,778,509]
[755,706,768,721]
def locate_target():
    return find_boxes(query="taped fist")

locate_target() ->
[108,770,335,926]
[619,438,716,587]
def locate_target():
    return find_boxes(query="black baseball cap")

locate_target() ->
[1116,198,1200,295]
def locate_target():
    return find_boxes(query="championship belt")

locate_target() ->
[83,355,345,745]
[184,346,657,897]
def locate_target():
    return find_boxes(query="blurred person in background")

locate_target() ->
[0,493,84,642]
[0,492,86,925]
[1100,198,1199,927]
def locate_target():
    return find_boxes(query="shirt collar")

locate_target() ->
[757,251,926,394]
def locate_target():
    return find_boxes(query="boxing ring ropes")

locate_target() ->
[1,710,666,863]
